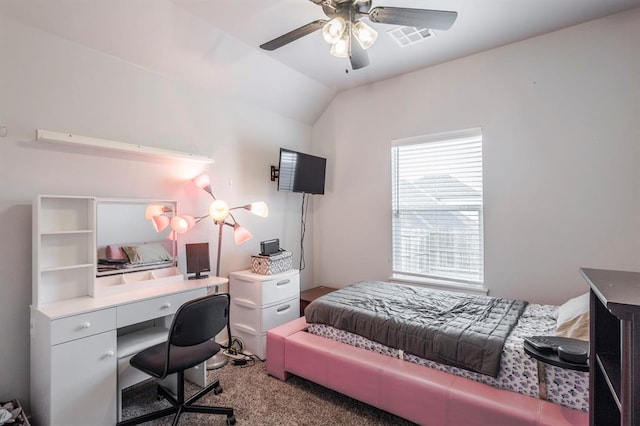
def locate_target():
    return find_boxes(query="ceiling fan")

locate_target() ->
[260,0,458,71]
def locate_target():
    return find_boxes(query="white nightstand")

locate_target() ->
[228,269,300,359]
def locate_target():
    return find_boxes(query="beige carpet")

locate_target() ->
[121,359,416,425]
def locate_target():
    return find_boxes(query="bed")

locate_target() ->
[266,281,589,426]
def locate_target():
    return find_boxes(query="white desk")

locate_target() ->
[30,276,228,426]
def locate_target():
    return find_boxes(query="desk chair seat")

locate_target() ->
[118,293,235,426]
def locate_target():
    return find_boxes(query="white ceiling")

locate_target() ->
[2,0,640,123]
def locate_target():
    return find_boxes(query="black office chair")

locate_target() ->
[118,293,236,426]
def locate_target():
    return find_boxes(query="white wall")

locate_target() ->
[312,8,640,305]
[0,17,313,406]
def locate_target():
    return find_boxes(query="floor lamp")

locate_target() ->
[205,221,248,370]
[195,174,267,369]
[206,222,230,370]
[145,173,268,370]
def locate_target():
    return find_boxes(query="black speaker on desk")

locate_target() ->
[186,242,210,280]
[260,239,280,256]
[558,345,588,364]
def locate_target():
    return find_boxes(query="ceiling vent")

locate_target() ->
[388,27,436,47]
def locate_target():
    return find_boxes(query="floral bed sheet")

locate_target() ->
[307,303,588,411]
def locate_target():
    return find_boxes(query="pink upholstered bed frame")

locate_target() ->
[266,317,588,426]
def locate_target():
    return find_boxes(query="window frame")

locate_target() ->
[390,127,484,291]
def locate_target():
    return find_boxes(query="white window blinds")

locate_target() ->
[391,128,484,284]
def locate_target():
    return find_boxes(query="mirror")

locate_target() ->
[96,198,177,277]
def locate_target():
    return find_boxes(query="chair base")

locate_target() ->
[206,352,229,370]
[118,372,235,426]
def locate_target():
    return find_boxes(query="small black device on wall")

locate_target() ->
[260,239,281,256]
[186,242,210,280]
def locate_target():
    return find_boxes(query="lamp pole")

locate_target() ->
[207,220,229,370]
[216,221,223,277]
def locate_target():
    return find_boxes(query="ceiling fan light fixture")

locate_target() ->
[330,32,350,58]
[322,17,347,44]
[259,2,458,71]
[352,20,378,49]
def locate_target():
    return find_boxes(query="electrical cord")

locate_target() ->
[231,355,258,367]
[218,293,233,352]
[217,296,259,368]
[299,193,309,271]
[223,336,259,367]
[226,337,244,355]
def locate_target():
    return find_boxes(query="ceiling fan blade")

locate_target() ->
[349,30,370,70]
[260,19,327,51]
[368,7,458,30]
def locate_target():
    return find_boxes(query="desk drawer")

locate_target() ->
[51,308,116,345]
[117,289,206,328]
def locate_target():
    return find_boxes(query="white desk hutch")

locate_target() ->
[30,195,227,425]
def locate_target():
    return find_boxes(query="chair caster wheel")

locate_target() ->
[214,384,223,395]
[226,415,236,425]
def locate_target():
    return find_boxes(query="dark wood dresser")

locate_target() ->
[299,286,338,316]
[580,268,640,426]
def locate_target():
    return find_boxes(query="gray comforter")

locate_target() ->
[304,281,528,377]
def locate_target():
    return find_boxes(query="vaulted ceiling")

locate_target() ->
[2,0,639,123]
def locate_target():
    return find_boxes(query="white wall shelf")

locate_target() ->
[36,129,214,164]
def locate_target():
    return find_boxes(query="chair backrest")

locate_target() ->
[169,293,229,347]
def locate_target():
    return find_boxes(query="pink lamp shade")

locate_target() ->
[233,224,253,245]
[170,216,189,234]
[193,173,213,195]
[167,230,178,241]
[145,204,165,220]
[152,215,170,232]
[209,200,230,222]
[183,215,196,231]
[246,201,269,218]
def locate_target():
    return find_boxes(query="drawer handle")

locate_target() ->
[276,279,290,287]
[160,303,171,309]
[104,350,115,358]
[80,322,91,330]
[277,305,291,313]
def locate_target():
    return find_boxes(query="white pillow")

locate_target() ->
[554,292,590,341]
[556,292,590,325]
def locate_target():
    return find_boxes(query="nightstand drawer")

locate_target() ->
[230,270,299,307]
[232,295,299,333]
[116,289,205,328]
[262,274,299,306]
[262,297,299,331]
[51,308,116,345]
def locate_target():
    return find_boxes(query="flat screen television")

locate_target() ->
[277,148,327,195]
[185,242,210,280]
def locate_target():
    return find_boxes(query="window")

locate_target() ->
[391,128,483,286]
